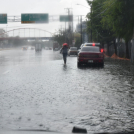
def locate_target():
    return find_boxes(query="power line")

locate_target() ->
[92,0,115,19]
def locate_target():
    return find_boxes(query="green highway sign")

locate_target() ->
[60,15,73,22]
[0,14,7,24]
[21,13,49,24]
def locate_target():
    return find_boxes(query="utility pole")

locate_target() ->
[81,16,82,44]
[65,20,66,42]
[78,16,79,25]
[24,29,25,37]
[65,8,73,46]
[34,29,35,37]
[60,25,63,35]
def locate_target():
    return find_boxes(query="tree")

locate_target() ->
[101,0,134,58]
[53,29,66,47]
[86,0,116,56]
[74,33,81,48]
[53,29,81,48]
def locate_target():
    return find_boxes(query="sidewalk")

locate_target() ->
[104,53,130,61]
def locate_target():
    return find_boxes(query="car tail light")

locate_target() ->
[92,43,95,46]
[101,49,104,53]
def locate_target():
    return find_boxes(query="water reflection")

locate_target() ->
[130,65,134,75]
[106,59,134,76]
[63,64,67,71]
[78,64,104,70]
[35,51,42,56]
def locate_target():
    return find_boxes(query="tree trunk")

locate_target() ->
[101,43,104,48]
[113,39,117,55]
[125,41,130,59]
[107,42,110,56]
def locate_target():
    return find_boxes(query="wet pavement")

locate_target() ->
[0,48,134,133]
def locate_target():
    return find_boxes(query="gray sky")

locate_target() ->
[0,0,90,37]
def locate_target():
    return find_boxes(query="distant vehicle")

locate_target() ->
[53,42,59,51]
[35,44,42,52]
[45,47,49,50]
[77,46,104,67]
[31,47,34,50]
[49,47,52,50]
[22,47,27,50]
[55,48,59,51]
[68,47,78,56]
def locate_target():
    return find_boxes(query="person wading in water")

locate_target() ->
[60,43,69,65]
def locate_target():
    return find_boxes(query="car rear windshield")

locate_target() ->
[85,43,100,46]
[81,47,100,52]
[85,43,92,46]
[70,47,77,50]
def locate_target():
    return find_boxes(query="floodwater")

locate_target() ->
[0,48,134,133]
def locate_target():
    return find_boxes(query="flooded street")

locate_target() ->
[0,49,134,133]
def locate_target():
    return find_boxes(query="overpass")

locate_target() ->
[0,37,53,41]
[0,28,54,41]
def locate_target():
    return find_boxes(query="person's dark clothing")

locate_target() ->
[63,53,67,64]
[62,46,68,54]
[61,46,68,64]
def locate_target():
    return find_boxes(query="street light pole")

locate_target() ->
[76,3,92,42]
[76,4,90,9]
[65,20,66,42]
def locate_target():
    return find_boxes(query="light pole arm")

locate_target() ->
[76,4,90,9]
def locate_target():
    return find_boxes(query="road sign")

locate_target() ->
[21,14,49,24]
[60,15,73,22]
[0,14,7,24]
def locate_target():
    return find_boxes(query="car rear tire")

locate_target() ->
[100,62,104,67]
[77,62,81,68]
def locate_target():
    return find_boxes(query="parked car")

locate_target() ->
[68,47,78,56]
[80,44,84,49]
[77,49,81,54]
[77,46,104,67]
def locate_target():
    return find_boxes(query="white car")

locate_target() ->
[68,47,78,56]
[80,44,84,49]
